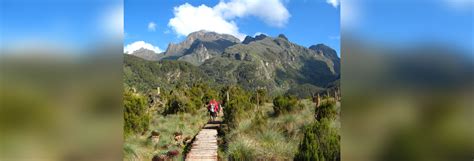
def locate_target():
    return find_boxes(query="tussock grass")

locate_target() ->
[123,108,208,160]
[224,99,319,160]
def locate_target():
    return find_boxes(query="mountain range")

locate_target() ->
[125,30,340,97]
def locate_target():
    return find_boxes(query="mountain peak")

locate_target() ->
[162,30,241,65]
[187,30,240,43]
[277,34,288,41]
[309,44,330,50]
[242,34,269,44]
[130,48,161,61]
[309,44,340,61]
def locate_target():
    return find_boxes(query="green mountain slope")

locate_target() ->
[123,54,211,92]
[124,31,340,97]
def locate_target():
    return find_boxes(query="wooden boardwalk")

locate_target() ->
[185,113,222,161]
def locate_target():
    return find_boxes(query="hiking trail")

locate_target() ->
[185,111,223,161]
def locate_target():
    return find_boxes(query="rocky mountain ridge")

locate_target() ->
[125,30,340,96]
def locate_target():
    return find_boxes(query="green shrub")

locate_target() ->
[163,91,197,115]
[315,101,337,121]
[273,95,299,116]
[124,90,150,136]
[223,86,253,128]
[286,84,325,99]
[250,88,269,105]
[294,119,340,161]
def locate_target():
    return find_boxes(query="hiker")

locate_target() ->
[207,99,220,121]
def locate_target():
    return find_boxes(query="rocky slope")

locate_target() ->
[162,30,240,65]
[129,48,161,61]
[125,31,340,97]
[200,34,339,94]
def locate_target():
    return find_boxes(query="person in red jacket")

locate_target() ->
[207,99,219,121]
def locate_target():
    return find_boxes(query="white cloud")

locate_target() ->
[168,0,290,40]
[253,32,268,37]
[148,22,157,31]
[341,0,361,28]
[124,41,162,54]
[444,0,473,11]
[101,5,123,38]
[214,0,290,27]
[168,3,245,40]
[326,0,340,8]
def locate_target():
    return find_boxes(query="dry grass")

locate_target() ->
[123,108,208,161]
[224,99,320,160]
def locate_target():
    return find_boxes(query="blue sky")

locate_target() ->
[1,0,123,51]
[2,0,470,56]
[343,0,473,54]
[124,0,341,55]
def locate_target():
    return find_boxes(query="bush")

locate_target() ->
[124,90,151,136]
[294,119,340,161]
[250,89,269,105]
[315,101,337,121]
[163,90,197,115]
[273,95,299,116]
[162,82,221,115]
[286,84,325,99]
[223,86,253,128]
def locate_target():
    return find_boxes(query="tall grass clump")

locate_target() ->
[123,143,140,161]
[227,138,259,160]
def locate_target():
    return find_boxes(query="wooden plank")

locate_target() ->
[186,111,224,161]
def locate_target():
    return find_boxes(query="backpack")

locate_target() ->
[210,104,215,113]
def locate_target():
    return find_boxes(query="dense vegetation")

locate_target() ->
[221,91,319,160]
[123,54,341,160]
[123,83,218,160]
[295,118,340,161]
[272,95,301,116]
[123,89,150,136]
[123,54,211,92]
[295,101,340,161]
[125,50,338,98]
[221,86,254,129]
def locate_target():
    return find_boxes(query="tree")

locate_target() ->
[124,90,150,136]
[295,119,340,161]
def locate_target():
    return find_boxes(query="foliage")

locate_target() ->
[124,112,208,161]
[250,88,269,105]
[294,118,340,161]
[124,90,151,136]
[163,90,196,115]
[222,85,253,128]
[123,54,210,93]
[224,99,316,160]
[295,100,340,161]
[272,95,300,116]
[162,82,219,115]
[315,100,338,121]
[286,83,325,99]
[124,54,340,98]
